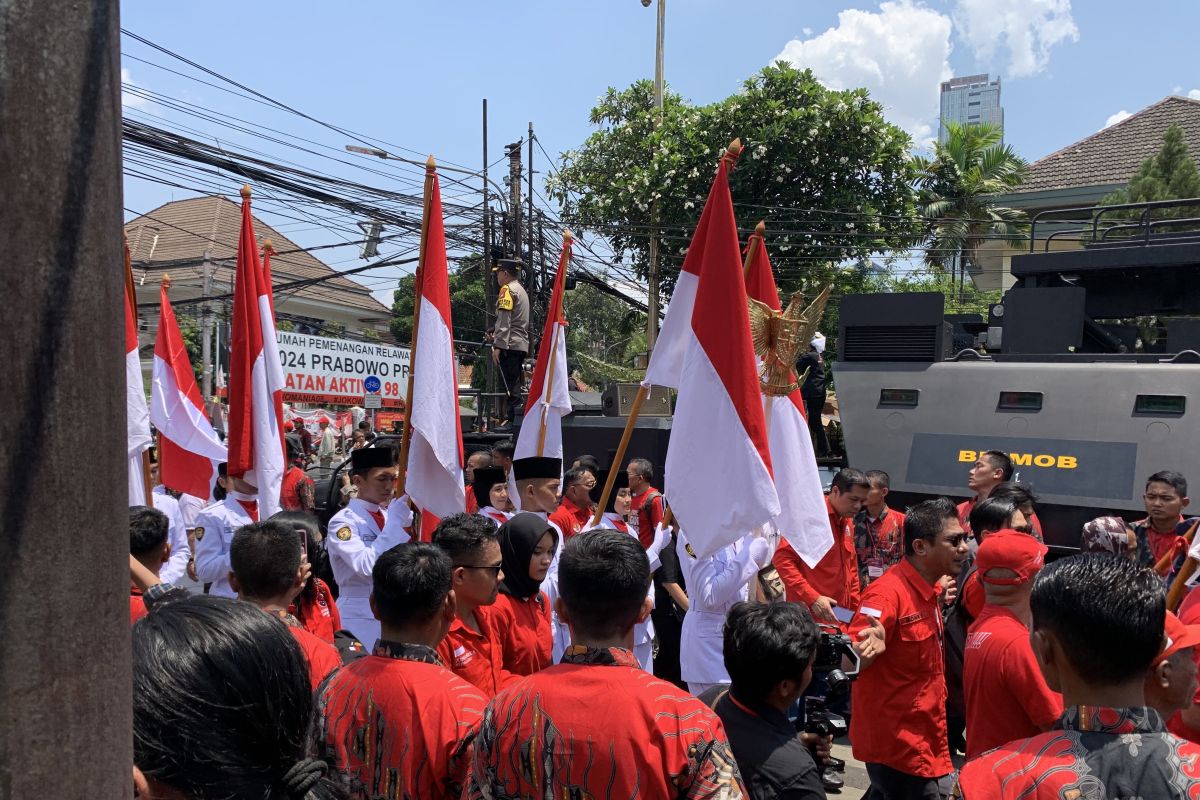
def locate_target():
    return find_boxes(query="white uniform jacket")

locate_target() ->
[149,489,191,584]
[193,496,256,598]
[676,531,760,685]
[326,498,410,647]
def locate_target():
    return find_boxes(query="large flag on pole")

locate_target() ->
[743,226,833,567]
[226,185,285,517]
[151,276,227,501]
[405,159,466,517]
[510,231,574,509]
[125,239,153,506]
[642,140,780,558]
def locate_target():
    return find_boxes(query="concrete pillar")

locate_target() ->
[0,1,129,796]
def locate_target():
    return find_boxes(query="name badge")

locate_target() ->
[867,565,884,578]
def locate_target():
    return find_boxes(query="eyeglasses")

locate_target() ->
[457,563,504,574]
[1012,524,1034,534]
[571,482,597,490]
[941,533,970,547]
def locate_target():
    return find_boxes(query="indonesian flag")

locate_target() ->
[125,240,153,506]
[405,162,466,517]
[744,230,833,567]
[643,142,780,558]
[151,281,227,501]
[510,233,573,509]
[226,186,286,517]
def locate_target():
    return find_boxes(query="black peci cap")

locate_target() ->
[472,467,508,508]
[350,446,398,471]
[512,456,561,481]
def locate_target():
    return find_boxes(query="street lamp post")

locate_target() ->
[645,0,665,353]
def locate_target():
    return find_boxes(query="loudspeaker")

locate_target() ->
[601,383,672,417]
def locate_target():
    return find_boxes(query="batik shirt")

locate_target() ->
[317,640,488,800]
[954,706,1200,799]
[465,645,745,799]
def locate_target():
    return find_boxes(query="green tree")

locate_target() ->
[1102,124,1200,220]
[548,63,919,301]
[177,316,205,383]
[562,281,646,387]
[912,121,1029,280]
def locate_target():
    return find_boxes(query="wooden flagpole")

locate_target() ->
[590,385,648,527]
[125,235,154,506]
[536,229,573,457]
[396,156,436,495]
[1164,517,1200,611]
[743,220,764,280]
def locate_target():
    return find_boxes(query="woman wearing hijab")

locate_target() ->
[488,512,558,675]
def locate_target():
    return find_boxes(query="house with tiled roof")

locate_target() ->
[126,195,392,339]
[973,95,1200,290]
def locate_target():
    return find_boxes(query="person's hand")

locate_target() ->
[810,596,838,624]
[187,559,198,582]
[748,536,773,569]
[799,732,833,764]
[484,330,495,342]
[491,347,500,365]
[854,617,886,660]
[939,575,958,606]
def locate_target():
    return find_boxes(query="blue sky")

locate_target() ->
[121,0,1200,302]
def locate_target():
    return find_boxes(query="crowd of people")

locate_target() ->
[130,441,1200,799]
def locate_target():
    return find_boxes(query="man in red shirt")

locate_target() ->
[854,469,907,587]
[627,457,665,549]
[279,437,315,514]
[129,506,171,623]
[954,554,1200,798]
[956,450,1012,535]
[1133,470,1193,569]
[775,467,870,623]
[228,520,341,690]
[1146,611,1200,721]
[549,465,597,539]
[463,449,493,514]
[317,542,488,799]
[848,496,969,798]
[465,530,745,798]
[962,531,1062,758]
[431,513,519,697]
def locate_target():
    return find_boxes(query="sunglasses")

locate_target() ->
[457,563,503,575]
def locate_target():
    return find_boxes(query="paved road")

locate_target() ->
[830,740,869,798]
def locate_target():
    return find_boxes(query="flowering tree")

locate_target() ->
[547,63,920,299]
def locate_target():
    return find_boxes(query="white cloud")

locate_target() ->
[1189,89,1200,101]
[953,0,1079,78]
[774,0,953,146]
[1103,110,1131,129]
[121,67,148,109]
[802,26,813,35]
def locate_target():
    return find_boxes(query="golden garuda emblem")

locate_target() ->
[746,286,830,396]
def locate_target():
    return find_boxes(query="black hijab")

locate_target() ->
[497,512,558,599]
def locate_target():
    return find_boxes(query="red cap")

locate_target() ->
[318,417,330,425]
[975,530,1048,586]
[1160,612,1200,664]
[283,420,294,431]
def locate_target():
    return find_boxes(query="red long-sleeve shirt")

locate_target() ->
[549,495,593,540]
[773,498,861,610]
[489,590,553,675]
[436,606,521,698]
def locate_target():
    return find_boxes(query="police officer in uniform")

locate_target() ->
[325,447,409,648]
[487,258,529,432]
[193,463,260,598]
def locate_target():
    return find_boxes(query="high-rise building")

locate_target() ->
[939,74,1003,143]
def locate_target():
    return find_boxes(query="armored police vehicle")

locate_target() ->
[836,198,1200,551]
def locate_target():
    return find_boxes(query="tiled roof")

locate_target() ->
[1015,96,1200,194]
[124,195,390,317]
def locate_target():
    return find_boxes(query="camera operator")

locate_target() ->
[700,602,828,800]
[846,497,969,800]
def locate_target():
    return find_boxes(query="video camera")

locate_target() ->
[801,624,862,791]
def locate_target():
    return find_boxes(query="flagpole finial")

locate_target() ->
[161,273,172,290]
[426,155,436,170]
[563,229,573,243]
[755,220,766,237]
[263,238,274,253]
[727,138,743,156]
[240,184,252,199]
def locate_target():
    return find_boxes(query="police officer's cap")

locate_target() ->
[493,257,523,274]
[350,446,398,471]
[512,456,561,481]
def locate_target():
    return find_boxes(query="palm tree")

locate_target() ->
[913,122,1029,295]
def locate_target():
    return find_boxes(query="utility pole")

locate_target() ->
[527,122,535,292]
[645,0,666,352]
[506,140,522,258]
[200,249,214,398]
[482,99,497,429]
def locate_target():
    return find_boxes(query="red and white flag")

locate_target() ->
[125,241,153,506]
[405,162,465,517]
[510,233,574,509]
[744,230,833,567]
[151,280,227,501]
[642,142,780,558]
[226,186,285,517]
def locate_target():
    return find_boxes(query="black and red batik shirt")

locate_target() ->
[465,645,745,799]
[317,640,488,799]
[955,706,1200,799]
